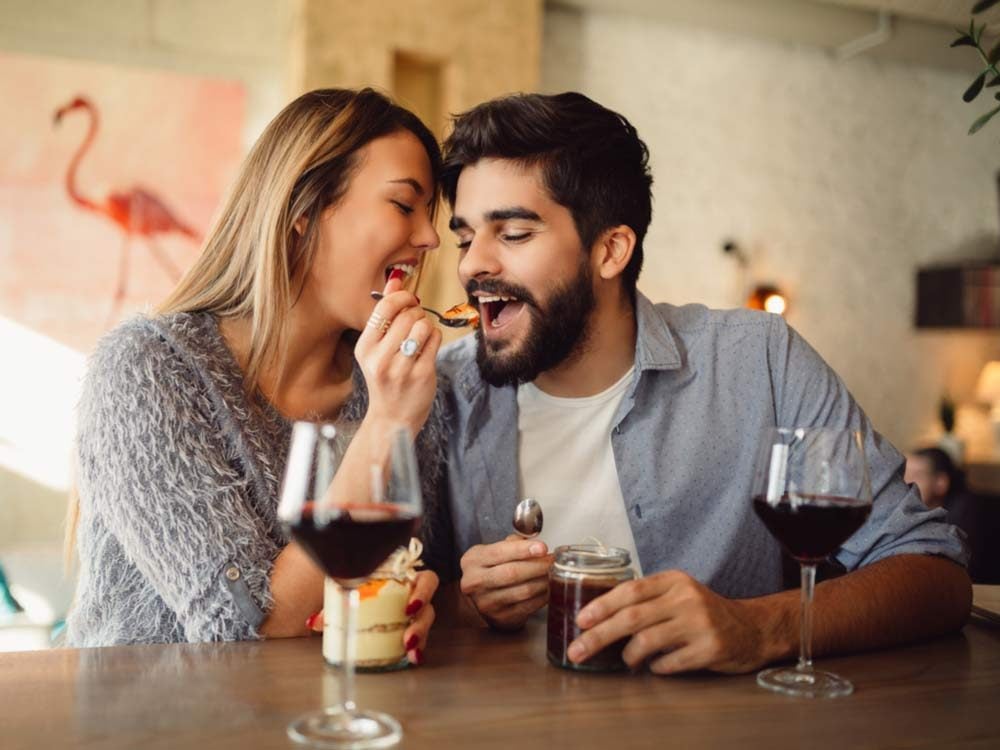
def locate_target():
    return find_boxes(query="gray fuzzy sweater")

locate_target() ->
[66,313,446,647]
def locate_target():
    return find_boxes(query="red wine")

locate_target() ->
[287,503,419,581]
[753,494,871,564]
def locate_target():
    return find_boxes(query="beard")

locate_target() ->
[472,257,597,388]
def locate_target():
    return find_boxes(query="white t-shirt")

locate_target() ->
[516,367,643,575]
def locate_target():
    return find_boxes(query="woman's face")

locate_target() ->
[302,129,439,330]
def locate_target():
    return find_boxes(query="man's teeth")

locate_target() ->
[478,294,518,303]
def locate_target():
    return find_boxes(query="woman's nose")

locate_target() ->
[413,213,440,252]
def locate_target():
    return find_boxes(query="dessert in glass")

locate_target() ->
[324,538,424,672]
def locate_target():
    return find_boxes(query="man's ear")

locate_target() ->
[932,473,951,500]
[593,225,636,281]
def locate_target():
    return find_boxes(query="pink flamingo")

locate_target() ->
[53,95,200,324]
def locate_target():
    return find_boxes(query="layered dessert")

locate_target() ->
[443,302,480,329]
[323,538,423,671]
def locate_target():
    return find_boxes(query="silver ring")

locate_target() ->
[399,338,420,357]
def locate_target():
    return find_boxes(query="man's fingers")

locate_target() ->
[568,597,676,666]
[619,618,690,668]
[460,557,554,595]
[461,539,550,570]
[647,642,706,675]
[470,576,549,611]
[482,592,549,630]
[576,571,686,629]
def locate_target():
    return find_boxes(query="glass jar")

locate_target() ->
[547,544,635,672]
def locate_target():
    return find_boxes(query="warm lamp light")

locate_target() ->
[977,360,1000,451]
[747,285,788,316]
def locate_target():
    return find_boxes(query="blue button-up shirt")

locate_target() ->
[428,294,967,597]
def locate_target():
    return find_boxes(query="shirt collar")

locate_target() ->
[455,290,682,401]
[633,291,682,372]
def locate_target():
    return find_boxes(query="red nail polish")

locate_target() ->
[405,634,419,651]
[305,612,319,630]
[405,599,424,617]
[409,647,424,666]
[388,268,405,282]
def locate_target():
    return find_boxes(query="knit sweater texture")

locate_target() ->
[65,312,446,646]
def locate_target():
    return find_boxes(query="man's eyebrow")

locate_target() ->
[388,178,425,196]
[449,207,543,232]
[485,207,542,223]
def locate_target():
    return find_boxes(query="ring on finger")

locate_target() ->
[399,337,421,357]
[366,312,391,337]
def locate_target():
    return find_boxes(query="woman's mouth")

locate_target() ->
[384,262,417,283]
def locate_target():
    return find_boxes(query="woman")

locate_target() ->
[65,88,445,663]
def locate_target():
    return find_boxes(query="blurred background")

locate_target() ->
[1,0,999,648]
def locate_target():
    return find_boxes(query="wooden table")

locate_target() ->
[3,613,1000,750]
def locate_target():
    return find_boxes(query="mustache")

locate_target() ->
[465,278,538,308]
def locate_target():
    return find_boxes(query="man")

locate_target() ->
[430,92,970,675]
[904,447,962,510]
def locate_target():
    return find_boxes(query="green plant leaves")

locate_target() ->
[969,104,1000,134]
[964,71,988,101]
[952,34,976,47]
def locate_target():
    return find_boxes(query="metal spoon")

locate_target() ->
[513,497,543,539]
[369,291,476,328]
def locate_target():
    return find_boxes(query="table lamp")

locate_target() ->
[976,360,1000,454]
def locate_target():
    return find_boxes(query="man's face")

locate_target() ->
[450,159,596,386]
[904,455,947,509]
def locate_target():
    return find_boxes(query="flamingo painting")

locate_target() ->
[53,95,200,325]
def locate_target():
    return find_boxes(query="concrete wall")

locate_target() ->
[543,4,1000,453]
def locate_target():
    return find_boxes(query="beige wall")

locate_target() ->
[293,0,542,319]
[543,5,1000,454]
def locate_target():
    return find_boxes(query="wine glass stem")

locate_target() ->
[797,563,816,672]
[339,586,358,713]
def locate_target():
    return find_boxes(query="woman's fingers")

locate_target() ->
[410,570,439,606]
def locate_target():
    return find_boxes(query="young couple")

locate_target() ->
[67,88,970,676]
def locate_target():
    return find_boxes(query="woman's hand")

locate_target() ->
[307,569,440,666]
[355,276,442,436]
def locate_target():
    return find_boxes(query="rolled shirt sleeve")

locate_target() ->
[768,315,968,571]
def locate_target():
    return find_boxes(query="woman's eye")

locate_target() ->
[456,239,472,250]
[392,200,414,215]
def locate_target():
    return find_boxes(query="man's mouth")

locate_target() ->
[476,293,526,330]
[384,262,417,283]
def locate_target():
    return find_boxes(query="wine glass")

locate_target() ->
[278,422,422,747]
[751,427,873,698]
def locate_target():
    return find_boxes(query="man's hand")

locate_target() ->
[460,535,555,630]
[567,570,790,674]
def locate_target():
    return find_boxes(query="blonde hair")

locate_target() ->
[65,88,441,568]
[159,87,442,392]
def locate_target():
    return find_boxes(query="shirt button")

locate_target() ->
[225,566,241,581]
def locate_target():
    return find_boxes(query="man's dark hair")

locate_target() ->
[914,447,966,495]
[441,92,653,301]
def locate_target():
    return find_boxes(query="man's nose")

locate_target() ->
[458,236,502,282]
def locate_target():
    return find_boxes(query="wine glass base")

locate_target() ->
[287,707,402,749]
[756,666,854,698]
